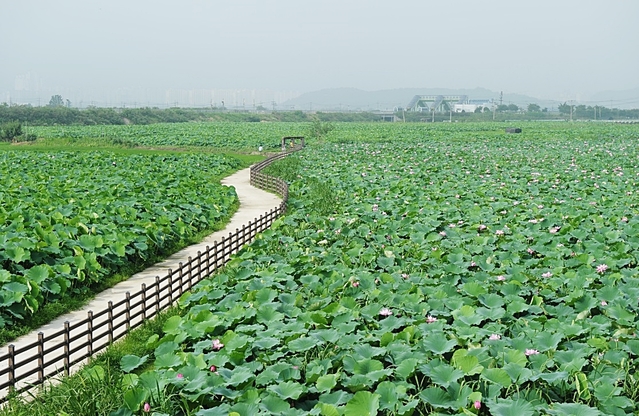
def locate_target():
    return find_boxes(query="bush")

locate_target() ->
[0,121,23,142]
[14,133,37,142]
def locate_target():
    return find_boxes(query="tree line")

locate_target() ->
[0,101,381,126]
[2,96,638,126]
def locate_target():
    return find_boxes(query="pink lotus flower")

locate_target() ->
[549,227,559,234]
[210,365,216,372]
[596,264,608,274]
[600,300,608,306]
[379,307,393,317]
[489,334,501,340]
[525,349,540,356]
[143,402,151,413]
[212,339,224,350]
[426,315,437,323]
[352,281,360,287]
[496,275,506,281]
[439,231,447,237]
[542,272,552,278]
[474,400,482,409]
[177,373,183,379]
[478,224,487,231]
[495,230,504,236]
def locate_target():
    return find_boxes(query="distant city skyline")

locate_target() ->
[4,71,301,108]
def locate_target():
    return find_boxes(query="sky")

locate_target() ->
[1,0,638,104]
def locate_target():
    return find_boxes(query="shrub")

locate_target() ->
[0,121,23,142]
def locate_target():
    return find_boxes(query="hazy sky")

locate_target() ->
[1,0,638,100]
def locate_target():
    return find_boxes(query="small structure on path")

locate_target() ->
[282,136,305,151]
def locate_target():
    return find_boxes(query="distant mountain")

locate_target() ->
[588,87,639,109]
[281,87,554,111]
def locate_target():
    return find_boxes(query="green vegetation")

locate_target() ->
[0,306,181,416]
[6,122,639,415]
[0,104,381,126]
[28,122,306,151]
[0,149,243,330]
[0,121,36,143]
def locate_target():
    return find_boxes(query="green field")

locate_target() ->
[27,122,309,150]
[4,121,639,416]
[0,149,244,329]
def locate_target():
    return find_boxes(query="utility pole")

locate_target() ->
[499,91,503,106]
[570,100,573,122]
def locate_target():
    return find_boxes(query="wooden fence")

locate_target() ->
[0,145,300,402]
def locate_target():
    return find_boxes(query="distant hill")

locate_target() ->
[588,87,639,109]
[281,87,556,111]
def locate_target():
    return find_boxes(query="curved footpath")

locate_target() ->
[1,166,283,399]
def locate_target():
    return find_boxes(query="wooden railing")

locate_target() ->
[0,145,301,402]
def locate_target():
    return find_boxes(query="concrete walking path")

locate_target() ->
[1,166,282,398]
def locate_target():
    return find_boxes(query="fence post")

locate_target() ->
[155,276,161,314]
[205,246,211,275]
[64,321,70,376]
[178,263,184,296]
[8,345,15,392]
[125,292,131,332]
[213,240,219,271]
[187,257,193,290]
[87,311,94,356]
[108,301,114,344]
[141,284,147,321]
[196,251,202,280]
[37,332,44,384]
[167,269,173,304]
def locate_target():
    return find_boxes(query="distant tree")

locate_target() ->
[497,104,509,112]
[527,103,541,112]
[474,106,483,113]
[558,102,571,115]
[48,95,64,107]
[507,104,519,112]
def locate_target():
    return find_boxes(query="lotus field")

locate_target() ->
[0,150,240,327]
[115,123,639,416]
[30,122,307,149]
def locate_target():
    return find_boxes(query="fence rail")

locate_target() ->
[0,144,300,402]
